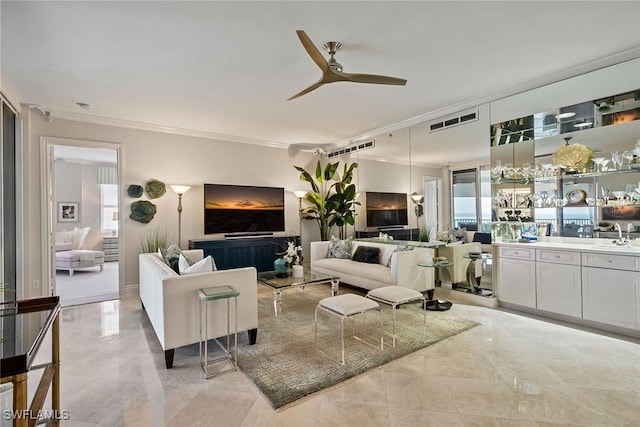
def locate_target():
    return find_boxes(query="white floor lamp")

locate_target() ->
[170,185,191,248]
[411,192,424,241]
[293,191,307,247]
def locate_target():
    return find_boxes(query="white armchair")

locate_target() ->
[436,242,482,285]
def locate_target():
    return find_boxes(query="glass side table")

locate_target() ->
[417,261,454,311]
[462,253,494,296]
[197,286,240,379]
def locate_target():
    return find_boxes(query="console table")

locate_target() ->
[189,235,300,272]
[1,296,61,427]
[356,229,419,241]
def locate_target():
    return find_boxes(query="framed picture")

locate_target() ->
[58,202,79,222]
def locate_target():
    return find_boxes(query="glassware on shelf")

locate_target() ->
[611,151,623,171]
[611,190,627,206]
[626,184,638,204]
[622,150,634,165]
[592,157,609,173]
[600,186,610,206]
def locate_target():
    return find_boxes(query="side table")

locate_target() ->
[197,286,240,378]
[417,261,454,311]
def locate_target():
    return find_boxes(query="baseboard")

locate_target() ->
[449,291,498,308]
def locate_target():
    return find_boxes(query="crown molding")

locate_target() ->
[50,110,289,149]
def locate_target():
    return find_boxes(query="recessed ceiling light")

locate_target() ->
[76,102,91,109]
[574,121,593,128]
[555,112,576,119]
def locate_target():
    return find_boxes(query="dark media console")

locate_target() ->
[355,228,419,241]
[189,235,300,272]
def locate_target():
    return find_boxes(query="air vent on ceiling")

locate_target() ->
[429,109,479,132]
[327,139,375,158]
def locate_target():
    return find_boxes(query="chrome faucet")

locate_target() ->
[613,223,628,246]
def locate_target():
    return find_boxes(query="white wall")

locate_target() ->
[54,159,103,250]
[23,111,426,296]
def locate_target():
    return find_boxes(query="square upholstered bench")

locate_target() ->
[366,286,426,347]
[314,294,383,365]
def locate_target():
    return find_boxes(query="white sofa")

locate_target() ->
[139,249,258,368]
[310,240,435,295]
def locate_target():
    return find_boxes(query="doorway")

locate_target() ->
[42,137,123,306]
[422,176,443,234]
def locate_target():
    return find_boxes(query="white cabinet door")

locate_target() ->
[497,258,536,308]
[536,262,582,317]
[582,267,640,329]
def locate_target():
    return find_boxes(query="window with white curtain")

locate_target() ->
[100,184,118,234]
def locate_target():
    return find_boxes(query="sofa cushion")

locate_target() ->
[314,258,392,284]
[352,246,380,264]
[180,255,215,275]
[327,236,352,259]
[386,244,413,267]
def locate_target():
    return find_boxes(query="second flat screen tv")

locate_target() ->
[366,192,408,228]
[204,184,285,234]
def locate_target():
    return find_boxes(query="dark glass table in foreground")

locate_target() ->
[257,270,340,316]
[1,296,61,426]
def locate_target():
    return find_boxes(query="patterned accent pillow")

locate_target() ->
[163,244,183,274]
[450,227,467,242]
[351,246,380,264]
[386,245,414,267]
[327,236,352,259]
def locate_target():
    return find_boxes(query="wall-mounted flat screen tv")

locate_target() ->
[365,192,408,228]
[204,184,285,234]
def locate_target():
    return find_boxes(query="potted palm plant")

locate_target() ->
[294,160,358,240]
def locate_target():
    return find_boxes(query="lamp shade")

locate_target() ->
[411,192,424,203]
[170,185,191,195]
[293,190,308,199]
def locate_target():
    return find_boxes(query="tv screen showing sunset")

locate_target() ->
[204,184,285,234]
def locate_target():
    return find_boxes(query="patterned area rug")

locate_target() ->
[236,284,479,410]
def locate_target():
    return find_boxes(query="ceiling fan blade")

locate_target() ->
[296,30,328,72]
[288,80,326,101]
[338,72,407,86]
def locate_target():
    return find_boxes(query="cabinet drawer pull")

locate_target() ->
[513,251,519,255]
[555,255,561,258]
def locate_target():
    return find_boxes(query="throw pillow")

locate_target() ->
[450,227,467,242]
[351,246,380,264]
[163,244,183,274]
[178,253,195,273]
[327,236,352,259]
[386,245,414,267]
[472,232,492,245]
[180,255,215,275]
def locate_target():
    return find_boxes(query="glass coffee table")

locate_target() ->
[257,270,340,317]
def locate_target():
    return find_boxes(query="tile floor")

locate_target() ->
[43,287,640,426]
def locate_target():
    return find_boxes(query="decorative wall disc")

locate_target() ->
[130,200,157,223]
[145,179,166,199]
[127,184,143,198]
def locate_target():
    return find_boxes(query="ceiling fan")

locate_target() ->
[288,30,407,100]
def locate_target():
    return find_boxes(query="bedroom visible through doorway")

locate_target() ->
[50,144,121,306]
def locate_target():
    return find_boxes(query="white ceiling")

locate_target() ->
[2,1,640,164]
